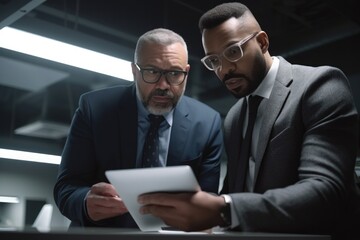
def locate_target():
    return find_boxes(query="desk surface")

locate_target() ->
[0,227,331,240]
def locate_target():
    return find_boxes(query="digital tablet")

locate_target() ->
[105,165,200,231]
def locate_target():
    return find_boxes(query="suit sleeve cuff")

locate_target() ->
[222,194,240,229]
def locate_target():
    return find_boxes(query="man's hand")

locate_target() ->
[86,182,128,221]
[138,191,225,232]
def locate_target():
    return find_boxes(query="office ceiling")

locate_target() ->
[0,0,359,156]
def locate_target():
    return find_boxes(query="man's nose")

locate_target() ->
[219,57,236,73]
[156,73,170,89]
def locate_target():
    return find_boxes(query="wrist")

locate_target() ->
[218,194,232,228]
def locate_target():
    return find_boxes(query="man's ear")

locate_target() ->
[131,62,137,75]
[256,31,269,53]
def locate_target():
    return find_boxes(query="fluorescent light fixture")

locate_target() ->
[14,120,70,140]
[0,196,20,204]
[0,27,133,81]
[0,148,60,165]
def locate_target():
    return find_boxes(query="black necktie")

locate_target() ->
[142,114,165,168]
[235,95,263,191]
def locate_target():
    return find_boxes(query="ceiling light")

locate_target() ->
[0,196,20,204]
[0,148,60,165]
[14,120,70,140]
[0,27,133,81]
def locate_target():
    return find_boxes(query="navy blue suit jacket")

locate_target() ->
[53,84,223,228]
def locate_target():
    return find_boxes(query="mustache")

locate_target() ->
[150,89,174,98]
[223,73,248,84]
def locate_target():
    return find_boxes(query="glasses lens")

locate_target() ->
[203,55,220,70]
[142,69,160,83]
[166,71,186,85]
[223,44,243,62]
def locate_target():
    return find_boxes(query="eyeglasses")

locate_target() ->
[134,63,188,86]
[201,32,259,71]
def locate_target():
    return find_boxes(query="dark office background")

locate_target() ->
[0,0,359,229]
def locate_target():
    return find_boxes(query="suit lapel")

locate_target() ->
[118,85,138,169]
[254,57,292,183]
[167,98,190,165]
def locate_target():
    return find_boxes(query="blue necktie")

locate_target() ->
[142,114,165,168]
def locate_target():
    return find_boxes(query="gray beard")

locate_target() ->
[135,86,184,115]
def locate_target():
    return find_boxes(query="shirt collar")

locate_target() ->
[252,56,279,99]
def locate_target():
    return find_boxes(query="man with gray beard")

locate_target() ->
[54,28,223,229]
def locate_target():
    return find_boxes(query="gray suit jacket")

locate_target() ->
[223,57,359,237]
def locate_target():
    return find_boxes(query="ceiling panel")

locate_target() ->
[0,0,359,157]
[0,55,69,91]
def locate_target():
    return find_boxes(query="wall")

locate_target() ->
[0,158,70,229]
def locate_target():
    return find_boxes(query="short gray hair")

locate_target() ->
[134,28,188,62]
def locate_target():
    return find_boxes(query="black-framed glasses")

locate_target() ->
[201,32,259,71]
[134,63,188,86]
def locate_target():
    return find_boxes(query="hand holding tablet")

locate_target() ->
[105,165,200,231]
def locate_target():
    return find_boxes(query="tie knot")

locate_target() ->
[248,95,263,113]
[148,114,165,126]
